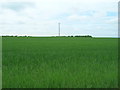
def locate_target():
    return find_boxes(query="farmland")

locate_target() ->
[2,37,118,88]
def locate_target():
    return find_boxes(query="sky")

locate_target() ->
[0,0,119,37]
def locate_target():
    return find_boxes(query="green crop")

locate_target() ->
[2,37,118,88]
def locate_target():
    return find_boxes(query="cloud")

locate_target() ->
[67,14,90,21]
[106,18,118,24]
[1,2,35,11]
[0,0,118,37]
[0,0,118,3]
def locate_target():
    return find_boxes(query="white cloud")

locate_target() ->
[0,0,119,3]
[0,0,118,37]
[67,14,90,21]
[106,18,118,24]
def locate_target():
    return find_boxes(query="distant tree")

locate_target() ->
[75,35,92,38]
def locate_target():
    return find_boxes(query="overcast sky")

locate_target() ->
[0,0,118,37]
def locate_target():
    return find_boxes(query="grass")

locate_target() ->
[2,37,118,88]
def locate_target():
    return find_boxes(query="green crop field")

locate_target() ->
[2,37,118,88]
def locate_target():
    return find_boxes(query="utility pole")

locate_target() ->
[58,22,60,36]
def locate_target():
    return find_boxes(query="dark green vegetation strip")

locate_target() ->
[2,37,118,88]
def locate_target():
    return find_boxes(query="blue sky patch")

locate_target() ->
[107,12,117,16]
